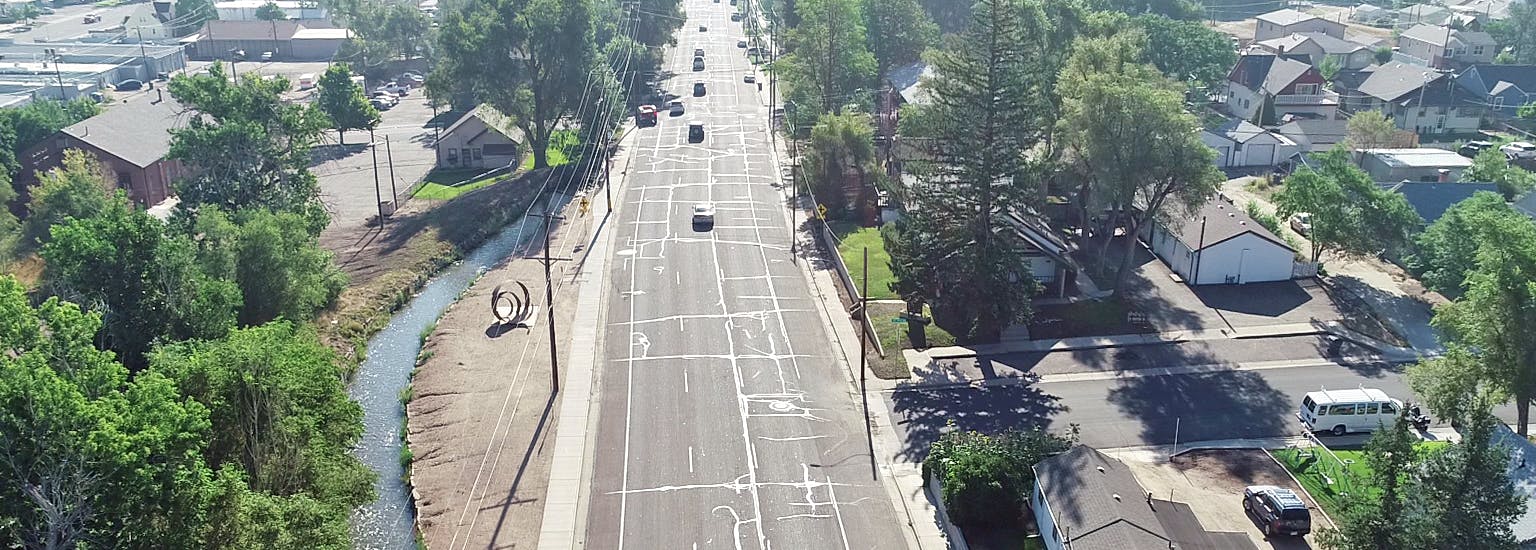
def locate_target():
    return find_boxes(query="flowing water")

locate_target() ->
[348,192,570,549]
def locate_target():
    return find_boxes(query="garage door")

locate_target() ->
[1215,146,1231,168]
[1245,143,1274,166]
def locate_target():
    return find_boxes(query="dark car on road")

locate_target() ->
[693,82,706,96]
[1243,485,1311,537]
[114,79,143,91]
[688,121,704,143]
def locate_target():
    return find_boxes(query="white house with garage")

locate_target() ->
[1143,195,1299,285]
[1200,119,1301,169]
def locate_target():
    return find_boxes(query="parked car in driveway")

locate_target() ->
[1288,212,1311,236]
[1502,141,1536,159]
[1243,486,1311,537]
[1458,140,1493,158]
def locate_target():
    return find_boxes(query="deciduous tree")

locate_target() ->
[921,428,1075,527]
[1409,191,1530,295]
[1463,146,1536,199]
[1272,149,1422,263]
[1318,411,1424,550]
[314,63,379,145]
[802,111,877,217]
[1134,14,1237,92]
[1346,110,1403,152]
[1489,2,1536,64]
[254,1,286,20]
[1406,408,1525,548]
[22,149,112,248]
[432,0,600,169]
[862,0,937,78]
[778,0,876,121]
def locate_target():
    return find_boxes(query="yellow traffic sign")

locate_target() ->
[816,203,828,219]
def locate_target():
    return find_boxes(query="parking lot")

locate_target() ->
[311,92,441,231]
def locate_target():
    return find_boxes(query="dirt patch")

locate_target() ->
[404,180,596,549]
[2,253,43,290]
[315,167,569,368]
[1124,449,1327,549]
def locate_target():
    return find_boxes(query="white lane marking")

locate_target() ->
[756,435,828,442]
[689,446,696,473]
[684,369,690,393]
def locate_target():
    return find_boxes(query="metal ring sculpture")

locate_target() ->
[490,281,534,326]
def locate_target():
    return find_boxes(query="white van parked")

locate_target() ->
[1299,388,1403,436]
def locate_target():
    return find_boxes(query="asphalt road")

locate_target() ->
[7,3,145,43]
[583,2,906,549]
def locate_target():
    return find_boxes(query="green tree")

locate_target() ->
[381,2,431,59]
[314,63,379,145]
[1488,2,1536,64]
[169,63,329,213]
[1406,408,1525,548]
[227,208,347,325]
[22,149,112,248]
[1409,191,1525,296]
[1094,0,1201,19]
[1273,149,1422,263]
[1059,34,1223,292]
[0,276,218,549]
[1345,110,1401,152]
[149,321,375,515]
[1318,411,1424,550]
[41,196,241,365]
[1134,14,1238,92]
[254,1,286,20]
[0,98,101,174]
[173,0,215,35]
[885,0,1053,342]
[921,428,1074,527]
[433,0,600,169]
[1411,208,1536,433]
[1464,146,1536,199]
[1375,46,1394,64]
[802,111,877,217]
[778,0,877,119]
[1318,54,1342,80]
[862,0,937,78]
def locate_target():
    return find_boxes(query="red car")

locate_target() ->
[637,104,657,126]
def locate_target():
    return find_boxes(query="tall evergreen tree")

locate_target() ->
[885,0,1051,342]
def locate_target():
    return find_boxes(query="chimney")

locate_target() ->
[1438,168,1451,182]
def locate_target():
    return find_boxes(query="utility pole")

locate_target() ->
[603,131,613,211]
[370,129,385,227]
[136,28,150,81]
[44,48,64,99]
[385,135,399,201]
[531,210,570,393]
[859,247,869,388]
[789,136,798,260]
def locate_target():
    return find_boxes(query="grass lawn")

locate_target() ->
[517,129,578,171]
[829,221,896,300]
[1273,441,1450,516]
[413,168,507,201]
[865,302,956,379]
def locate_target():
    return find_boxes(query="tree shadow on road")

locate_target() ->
[887,372,1067,463]
[1107,369,1293,446]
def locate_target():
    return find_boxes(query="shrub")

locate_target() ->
[922,426,1075,527]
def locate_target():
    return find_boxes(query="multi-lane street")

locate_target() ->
[583,1,907,548]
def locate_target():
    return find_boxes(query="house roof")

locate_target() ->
[1208,119,1297,147]
[886,61,933,105]
[1490,423,1536,543]
[1257,8,1321,26]
[1515,190,1536,218]
[1033,447,1172,550]
[1275,119,1350,149]
[1164,195,1295,252]
[441,104,525,145]
[59,93,189,168]
[1228,52,1316,93]
[1377,181,1499,223]
[1365,147,1474,168]
[197,19,308,41]
[1357,61,1447,102]
[1395,4,1452,23]
[1458,64,1536,97]
[1003,210,1077,268]
[1258,32,1370,56]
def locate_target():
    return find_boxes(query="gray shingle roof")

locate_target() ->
[1275,119,1351,149]
[1377,182,1499,223]
[1258,32,1370,56]
[1257,8,1320,26]
[1357,61,1445,102]
[1164,195,1294,252]
[886,61,932,105]
[1264,57,1313,92]
[1213,119,1270,143]
[61,93,188,168]
[1400,23,1494,47]
[1034,447,1173,550]
[1515,190,1536,218]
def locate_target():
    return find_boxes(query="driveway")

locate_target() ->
[313,92,441,231]
[1119,449,1322,549]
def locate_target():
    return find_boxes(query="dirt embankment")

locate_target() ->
[315,167,571,369]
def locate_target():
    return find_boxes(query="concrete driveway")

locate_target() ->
[1120,449,1322,549]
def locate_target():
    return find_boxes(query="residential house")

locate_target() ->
[1455,64,1536,118]
[435,105,523,170]
[1378,181,1500,224]
[1225,49,1339,121]
[1397,24,1497,68]
[1489,423,1536,546]
[184,20,349,61]
[1394,4,1455,27]
[1350,62,1480,135]
[1275,118,1351,152]
[1144,194,1299,285]
[1351,3,1393,26]
[878,60,932,178]
[1256,32,1375,69]
[1448,0,1516,22]
[1003,211,1079,297]
[119,5,175,41]
[1201,119,1302,168]
[1361,148,1474,181]
[1032,447,1260,550]
[1254,9,1345,41]
[13,93,188,210]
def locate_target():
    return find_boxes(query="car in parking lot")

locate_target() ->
[83,13,101,23]
[1242,486,1311,537]
[694,47,705,57]
[260,51,274,61]
[370,92,399,108]
[375,82,410,96]
[669,100,684,116]
[743,74,755,83]
[1458,140,1494,158]
[692,202,715,226]
[693,82,706,96]
[699,25,707,32]
[730,12,741,21]
[688,121,705,142]
[369,97,395,110]
[399,72,425,86]
[1502,141,1536,159]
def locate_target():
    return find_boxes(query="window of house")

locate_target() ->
[461,148,471,163]
[1495,96,1507,108]
[1454,47,1466,57]
[472,148,483,161]
[1474,45,1485,55]
[446,148,459,163]
[116,171,131,190]
[1294,83,1319,95]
